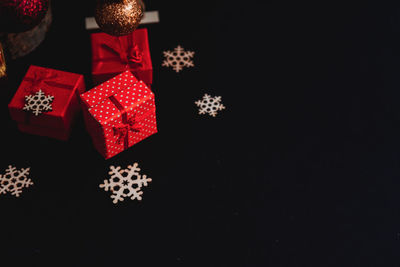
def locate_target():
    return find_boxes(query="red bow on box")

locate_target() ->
[100,36,143,69]
[113,115,142,147]
[22,69,76,125]
[109,95,143,149]
[24,70,74,93]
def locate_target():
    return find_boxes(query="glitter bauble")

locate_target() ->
[95,0,144,36]
[0,0,49,33]
[0,43,6,78]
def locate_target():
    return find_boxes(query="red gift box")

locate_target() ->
[8,65,85,141]
[80,71,157,159]
[91,28,153,87]
[80,70,139,142]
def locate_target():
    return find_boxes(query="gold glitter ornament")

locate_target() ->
[95,0,144,36]
[0,42,6,78]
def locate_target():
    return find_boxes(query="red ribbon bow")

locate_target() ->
[101,36,143,68]
[24,71,58,92]
[112,114,142,148]
[23,70,74,93]
[22,69,75,125]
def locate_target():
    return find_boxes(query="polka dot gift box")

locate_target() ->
[80,70,157,159]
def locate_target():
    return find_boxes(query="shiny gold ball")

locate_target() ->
[95,0,144,36]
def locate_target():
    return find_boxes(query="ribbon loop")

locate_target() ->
[127,44,143,64]
[100,36,144,69]
[24,71,58,92]
[23,70,75,94]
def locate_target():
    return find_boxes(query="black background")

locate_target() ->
[2,1,400,266]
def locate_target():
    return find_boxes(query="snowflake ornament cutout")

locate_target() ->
[195,94,226,117]
[162,45,195,73]
[99,163,152,204]
[23,89,54,116]
[0,165,33,197]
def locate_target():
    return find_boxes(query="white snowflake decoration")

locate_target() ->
[0,165,33,197]
[162,45,195,73]
[23,89,54,116]
[99,163,152,204]
[195,94,226,117]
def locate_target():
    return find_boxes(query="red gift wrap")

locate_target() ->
[91,28,153,87]
[80,71,157,159]
[8,65,85,141]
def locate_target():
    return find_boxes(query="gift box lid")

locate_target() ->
[88,80,154,128]
[80,70,138,109]
[8,65,85,130]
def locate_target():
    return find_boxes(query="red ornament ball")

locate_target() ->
[0,0,49,33]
